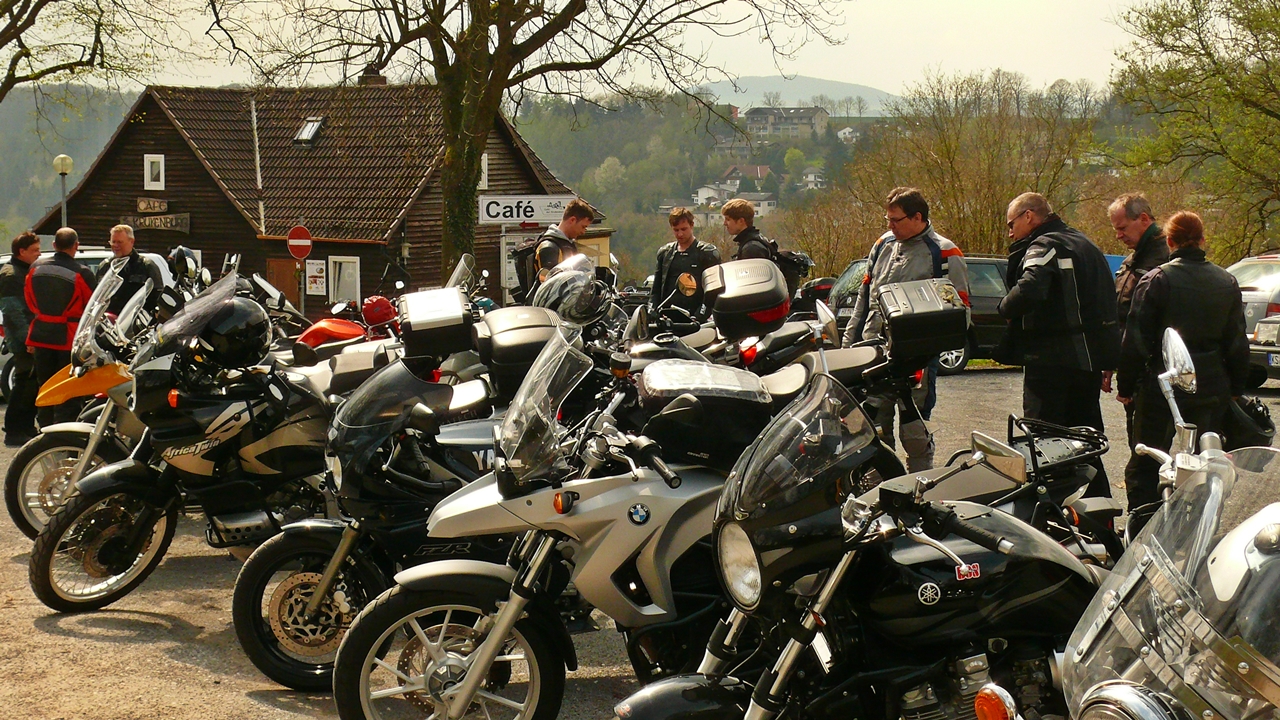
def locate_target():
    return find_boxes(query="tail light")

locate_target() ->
[1268,303,1280,318]
[747,299,791,324]
[740,343,759,366]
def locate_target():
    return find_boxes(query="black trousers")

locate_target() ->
[1124,379,1227,533]
[33,347,73,426]
[1023,365,1111,497]
[3,347,36,437]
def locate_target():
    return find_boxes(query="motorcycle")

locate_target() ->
[26,272,345,612]
[614,369,1108,720]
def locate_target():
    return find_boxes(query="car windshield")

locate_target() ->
[718,373,877,521]
[70,256,128,368]
[1064,446,1280,720]
[329,360,454,474]
[1229,260,1280,292]
[829,258,868,309]
[496,324,592,491]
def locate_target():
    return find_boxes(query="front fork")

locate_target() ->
[303,523,363,619]
[743,550,858,720]
[445,531,559,720]
[62,400,117,503]
[698,608,750,674]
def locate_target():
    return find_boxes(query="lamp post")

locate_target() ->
[53,154,73,227]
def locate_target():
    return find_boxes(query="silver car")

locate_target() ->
[1229,254,1280,388]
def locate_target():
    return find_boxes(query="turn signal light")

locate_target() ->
[740,344,759,366]
[553,491,578,514]
[168,389,180,408]
[974,685,1017,720]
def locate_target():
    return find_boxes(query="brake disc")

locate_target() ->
[35,460,77,514]
[267,572,351,656]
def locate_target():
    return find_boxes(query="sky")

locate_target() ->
[155,0,1135,95]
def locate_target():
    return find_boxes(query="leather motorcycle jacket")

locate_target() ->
[1114,223,1169,335]
[24,251,96,350]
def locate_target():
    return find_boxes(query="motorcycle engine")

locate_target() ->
[900,652,1059,720]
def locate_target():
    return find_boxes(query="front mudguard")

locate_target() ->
[614,673,751,720]
[276,518,394,587]
[77,458,175,507]
[41,420,135,456]
[394,559,579,672]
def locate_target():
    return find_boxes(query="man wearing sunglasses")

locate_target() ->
[997,192,1119,496]
[844,187,969,471]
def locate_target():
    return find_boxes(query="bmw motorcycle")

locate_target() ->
[27,273,346,612]
[614,370,1109,720]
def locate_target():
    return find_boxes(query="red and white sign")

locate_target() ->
[956,563,981,581]
[287,225,312,260]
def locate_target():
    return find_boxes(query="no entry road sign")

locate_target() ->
[287,225,312,260]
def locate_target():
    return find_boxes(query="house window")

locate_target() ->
[294,117,324,146]
[329,256,360,304]
[144,154,165,190]
[478,153,489,190]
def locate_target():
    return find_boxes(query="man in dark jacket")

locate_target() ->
[25,227,96,424]
[722,198,772,258]
[1117,210,1248,531]
[1,232,41,445]
[651,207,720,316]
[515,198,594,302]
[98,224,164,314]
[999,192,1120,495]
[1102,193,1169,444]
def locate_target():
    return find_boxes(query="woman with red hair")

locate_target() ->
[1116,210,1250,532]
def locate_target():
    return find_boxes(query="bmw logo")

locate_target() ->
[918,582,941,606]
[628,503,650,525]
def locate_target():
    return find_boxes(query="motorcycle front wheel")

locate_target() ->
[5,430,127,539]
[233,531,386,691]
[333,586,564,720]
[28,487,178,612]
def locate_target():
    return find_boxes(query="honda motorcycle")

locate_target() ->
[27,272,348,612]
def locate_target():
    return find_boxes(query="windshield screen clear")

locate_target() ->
[497,324,591,488]
[719,374,876,521]
[1065,446,1280,720]
[446,253,476,289]
[71,257,127,367]
[330,360,453,473]
[132,271,238,369]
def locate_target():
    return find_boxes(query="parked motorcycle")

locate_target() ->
[27,272,344,612]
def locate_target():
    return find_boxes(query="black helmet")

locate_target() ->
[168,246,199,281]
[531,270,610,325]
[199,296,273,368]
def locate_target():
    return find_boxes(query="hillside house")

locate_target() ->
[743,107,829,137]
[801,167,827,190]
[735,192,778,218]
[720,164,772,191]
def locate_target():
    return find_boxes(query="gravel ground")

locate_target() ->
[2,369,1276,720]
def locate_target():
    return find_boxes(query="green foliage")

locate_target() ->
[737,176,758,193]
[761,173,781,195]
[784,148,808,178]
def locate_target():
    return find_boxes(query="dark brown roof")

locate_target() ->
[143,85,571,242]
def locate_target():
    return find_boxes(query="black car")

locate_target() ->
[828,254,1009,374]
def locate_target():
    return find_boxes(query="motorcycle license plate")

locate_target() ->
[1270,354,1280,367]
[838,308,854,318]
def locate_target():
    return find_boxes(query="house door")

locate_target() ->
[267,258,301,308]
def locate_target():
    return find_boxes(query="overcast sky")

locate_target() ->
[161,0,1135,94]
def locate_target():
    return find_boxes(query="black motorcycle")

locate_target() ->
[615,373,1106,720]
[28,273,348,612]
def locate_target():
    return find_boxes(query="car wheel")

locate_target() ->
[938,345,970,376]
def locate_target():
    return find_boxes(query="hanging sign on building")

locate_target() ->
[478,195,577,224]
[136,198,169,213]
[119,213,190,233]
[306,259,326,295]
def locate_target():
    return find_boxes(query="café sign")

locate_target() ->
[136,197,168,213]
[119,213,190,233]
[478,195,576,225]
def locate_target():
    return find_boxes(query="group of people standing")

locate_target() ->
[0,224,163,447]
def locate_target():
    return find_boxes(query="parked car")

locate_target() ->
[0,247,172,401]
[1228,254,1280,388]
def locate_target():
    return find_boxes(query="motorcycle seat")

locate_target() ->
[760,363,809,407]
[445,379,492,419]
[799,346,883,387]
[284,363,335,400]
[328,349,386,396]
[759,321,812,353]
[678,326,717,351]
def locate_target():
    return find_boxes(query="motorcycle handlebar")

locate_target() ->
[631,435,681,489]
[925,503,1013,555]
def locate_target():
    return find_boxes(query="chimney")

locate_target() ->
[359,65,387,86]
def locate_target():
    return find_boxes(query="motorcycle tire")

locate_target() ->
[28,486,178,613]
[232,532,386,691]
[5,430,128,539]
[333,586,564,720]
[0,356,13,402]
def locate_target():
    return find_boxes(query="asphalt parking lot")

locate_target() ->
[1,368,1276,720]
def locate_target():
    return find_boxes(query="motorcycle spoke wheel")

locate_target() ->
[43,493,170,604]
[355,599,545,717]
[5,431,124,539]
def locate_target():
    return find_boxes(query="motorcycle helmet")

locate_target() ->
[362,295,396,327]
[199,296,273,368]
[168,246,199,281]
[531,270,610,326]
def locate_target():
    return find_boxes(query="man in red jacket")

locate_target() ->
[25,227,96,424]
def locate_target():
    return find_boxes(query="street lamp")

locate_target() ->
[53,154,73,227]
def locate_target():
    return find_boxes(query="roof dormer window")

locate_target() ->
[293,116,324,146]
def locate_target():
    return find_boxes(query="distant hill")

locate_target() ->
[700,75,896,115]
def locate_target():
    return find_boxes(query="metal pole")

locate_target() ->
[59,173,67,226]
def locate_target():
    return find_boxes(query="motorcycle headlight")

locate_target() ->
[718,522,761,609]
[1079,682,1185,720]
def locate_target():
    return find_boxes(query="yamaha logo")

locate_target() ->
[918,582,941,606]
[628,503,650,525]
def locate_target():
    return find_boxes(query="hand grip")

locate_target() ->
[945,516,1013,555]
[648,452,681,489]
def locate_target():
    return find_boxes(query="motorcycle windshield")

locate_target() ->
[131,271,238,369]
[329,360,453,473]
[1065,446,1280,720]
[718,374,876,522]
[445,253,476,289]
[70,256,127,367]
[496,324,591,489]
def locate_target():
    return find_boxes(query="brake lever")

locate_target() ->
[901,521,971,570]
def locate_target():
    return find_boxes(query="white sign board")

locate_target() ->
[305,259,326,295]
[479,195,577,225]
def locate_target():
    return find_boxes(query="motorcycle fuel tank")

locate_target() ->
[854,503,1098,649]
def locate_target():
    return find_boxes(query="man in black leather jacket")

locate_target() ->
[1117,210,1248,530]
[98,224,164,314]
[650,207,720,316]
[998,192,1120,495]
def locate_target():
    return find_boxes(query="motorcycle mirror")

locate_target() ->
[1161,329,1197,393]
[624,305,651,347]
[407,403,440,436]
[970,431,1028,484]
[816,300,838,345]
[677,273,697,297]
[331,302,347,315]
[200,267,212,286]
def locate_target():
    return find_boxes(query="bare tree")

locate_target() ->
[852,94,867,118]
[809,93,835,114]
[205,0,842,270]
[761,90,784,108]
